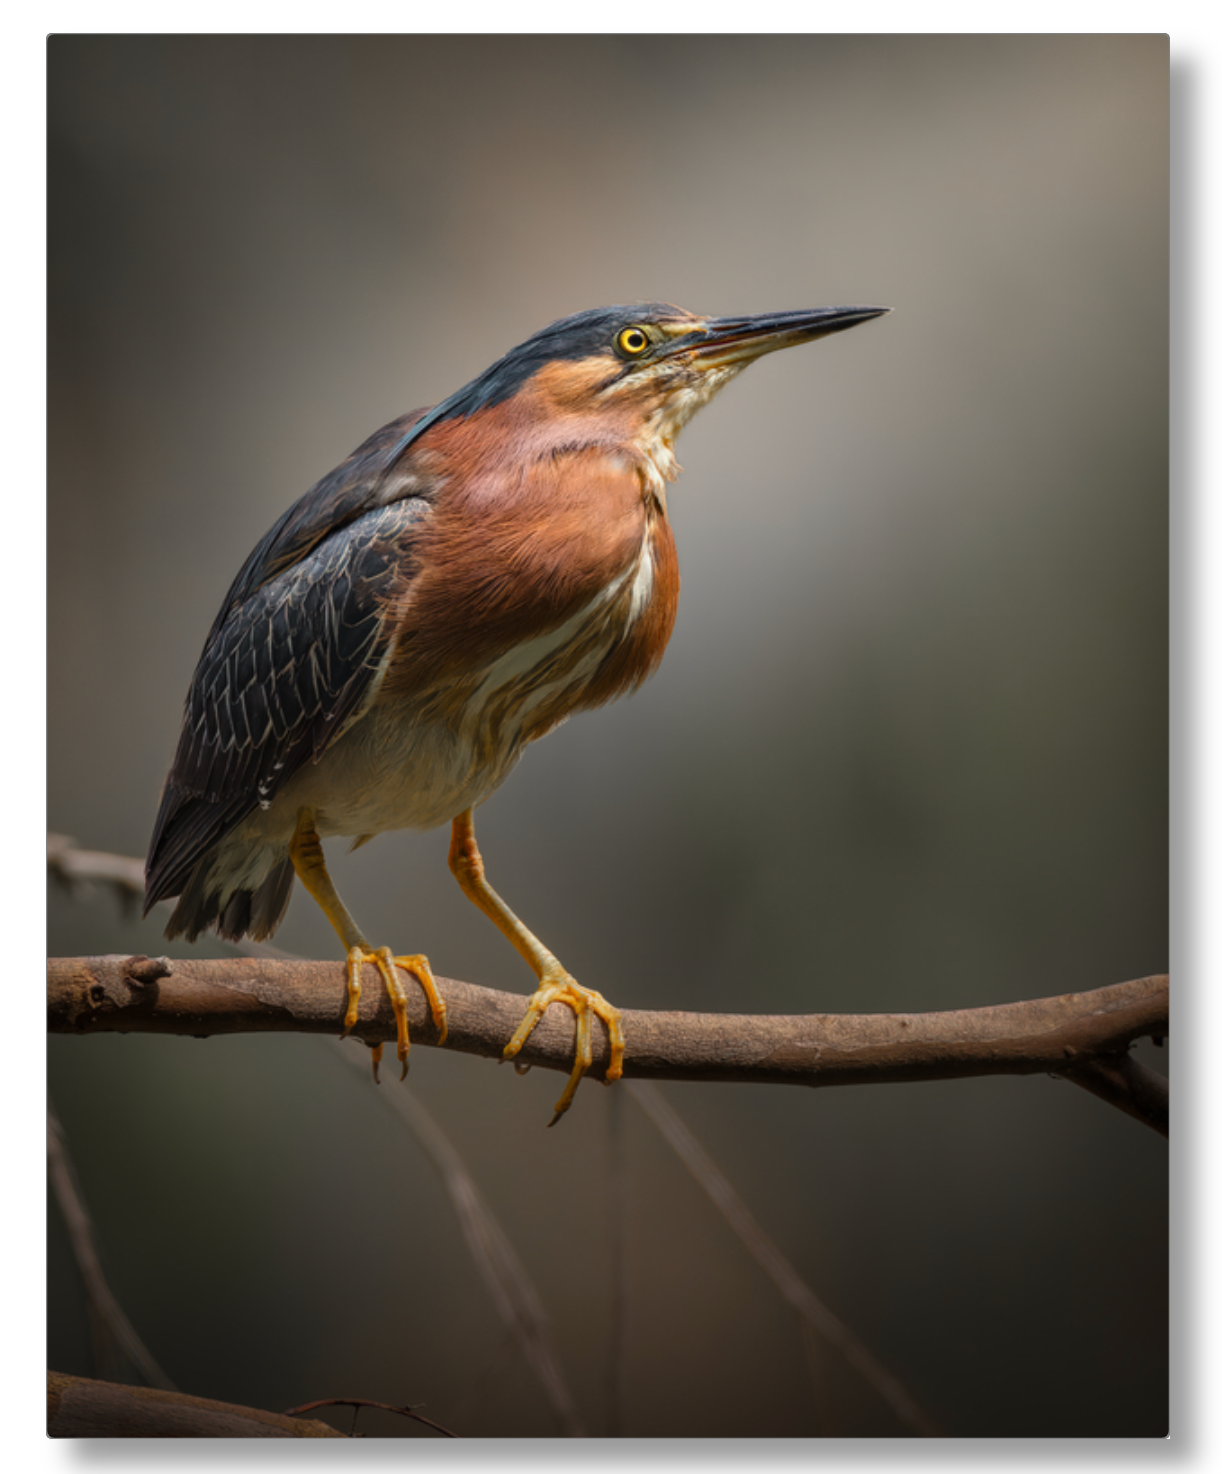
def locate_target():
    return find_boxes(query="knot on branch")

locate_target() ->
[50,955,174,1032]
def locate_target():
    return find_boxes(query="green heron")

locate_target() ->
[145,301,888,1121]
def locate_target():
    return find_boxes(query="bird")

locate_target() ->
[144,300,889,1122]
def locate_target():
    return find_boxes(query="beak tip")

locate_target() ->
[679,304,893,366]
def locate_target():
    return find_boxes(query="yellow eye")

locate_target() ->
[615,325,651,357]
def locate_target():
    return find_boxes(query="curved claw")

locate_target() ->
[503,972,625,1124]
[341,946,448,1081]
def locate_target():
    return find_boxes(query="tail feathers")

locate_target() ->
[163,855,296,944]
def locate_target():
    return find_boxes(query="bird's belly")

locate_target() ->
[272,700,515,840]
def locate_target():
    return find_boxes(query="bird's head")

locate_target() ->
[408,302,890,474]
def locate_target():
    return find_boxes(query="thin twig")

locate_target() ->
[46,1104,176,1391]
[626,1080,938,1436]
[283,1396,458,1438]
[328,1041,585,1436]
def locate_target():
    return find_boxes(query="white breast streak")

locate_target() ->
[472,531,655,708]
[627,536,655,621]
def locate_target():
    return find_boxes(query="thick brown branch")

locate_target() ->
[47,955,1168,1127]
[47,1371,345,1438]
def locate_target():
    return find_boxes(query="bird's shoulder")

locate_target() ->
[207,406,438,641]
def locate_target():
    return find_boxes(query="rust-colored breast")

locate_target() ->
[577,512,679,712]
[381,387,680,714]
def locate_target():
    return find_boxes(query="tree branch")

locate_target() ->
[47,1372,346,1438]
[47,832,146,907]
[47,955,1168,1131]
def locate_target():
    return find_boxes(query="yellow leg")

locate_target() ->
[448,808,624,1124]
[289,810,447,1080]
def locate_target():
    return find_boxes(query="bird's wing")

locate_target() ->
[145,415,435,908]
[207,408,431,636]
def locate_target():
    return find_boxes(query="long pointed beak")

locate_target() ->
[670,305,891,368]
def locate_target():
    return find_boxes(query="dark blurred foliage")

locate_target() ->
[48,35,1167,1437]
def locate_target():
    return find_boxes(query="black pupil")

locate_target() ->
[625,331,644,350]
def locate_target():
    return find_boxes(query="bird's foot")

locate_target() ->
[342,946,448,1082]
[503,972,624,1125]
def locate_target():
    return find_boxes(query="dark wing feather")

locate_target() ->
[205,407,432,643]
[145,493,430,911]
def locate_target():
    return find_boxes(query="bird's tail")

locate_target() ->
[162,854,296,944]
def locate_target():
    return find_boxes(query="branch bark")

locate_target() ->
[47,955,1168,1131]
[46,1371,345,1438]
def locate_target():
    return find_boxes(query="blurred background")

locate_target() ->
[47,35,1167,1438]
